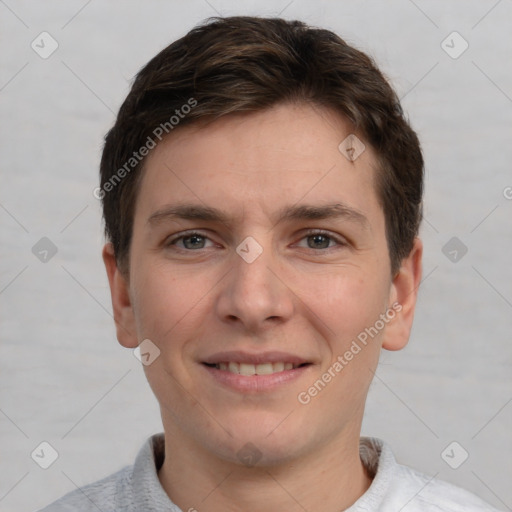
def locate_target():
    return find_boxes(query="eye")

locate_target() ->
[165,229,346,252]
[166,231,215,250]
[296,230,346,250]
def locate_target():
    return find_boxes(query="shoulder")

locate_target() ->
[36,434,168,512]
[356,437,501,512]
[385,453,500,511]
[37,465,133,512]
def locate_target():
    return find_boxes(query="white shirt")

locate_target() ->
[38,434,502,511]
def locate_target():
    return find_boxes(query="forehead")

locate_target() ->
[133,102,382,228]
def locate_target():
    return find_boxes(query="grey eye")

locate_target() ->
[307,234,332,249]
[181,234,207,249]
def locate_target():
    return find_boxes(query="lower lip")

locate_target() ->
[202,364,312,393]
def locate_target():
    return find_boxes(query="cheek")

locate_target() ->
[297,269,388,343]
[129,261,222,363]
[130,265,189,341]
[300,274,385,408]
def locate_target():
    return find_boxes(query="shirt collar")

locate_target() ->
[131,433,395,511]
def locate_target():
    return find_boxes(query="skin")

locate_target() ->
[103,102,422,512]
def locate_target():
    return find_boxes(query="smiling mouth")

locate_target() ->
[203,361,311,376]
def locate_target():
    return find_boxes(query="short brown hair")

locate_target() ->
[100,16,423,276]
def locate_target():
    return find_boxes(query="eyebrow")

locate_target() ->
[147,202,369,229]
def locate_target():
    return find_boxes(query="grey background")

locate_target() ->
[1,1,511,510]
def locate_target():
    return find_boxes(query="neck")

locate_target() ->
[157,425,373,512]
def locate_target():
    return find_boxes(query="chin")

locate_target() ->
[206,415,311,467]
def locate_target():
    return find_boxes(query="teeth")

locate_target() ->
[255,363,274,375]
[239,363,256,376]
[273,362,285,372]
[214,362,301,375]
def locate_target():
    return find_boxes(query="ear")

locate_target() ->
[102,242,139,348]
[382,237,423,351]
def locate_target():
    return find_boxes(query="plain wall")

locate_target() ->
[1,1,511,510]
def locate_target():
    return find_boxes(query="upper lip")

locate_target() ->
[202,351,310,366]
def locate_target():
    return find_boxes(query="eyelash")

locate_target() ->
[165,229,347,252]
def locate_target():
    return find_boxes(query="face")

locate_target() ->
[105,102,421,466]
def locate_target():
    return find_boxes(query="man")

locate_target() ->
[40,16,500,512]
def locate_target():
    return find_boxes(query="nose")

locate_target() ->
[215,237,294,334]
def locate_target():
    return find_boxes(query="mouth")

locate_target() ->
[201,351,313,392]
[203,361,311,375]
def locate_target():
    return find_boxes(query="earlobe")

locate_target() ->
[102,243,139,348]
[381,238,423,351]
